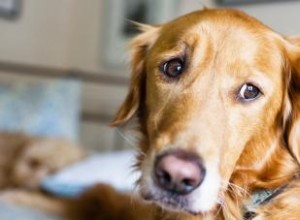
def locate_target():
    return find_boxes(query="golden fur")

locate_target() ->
[10,137,85,189]
[1,8,300,220]
[110,8,300,220]
[67,184,157,220]
[0,132,84,189]
[0,132,85,214]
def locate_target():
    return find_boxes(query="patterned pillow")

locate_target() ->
[0,79,81,141]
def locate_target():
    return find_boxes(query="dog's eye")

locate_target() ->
[239,83,261,101]
[28,159,41,169]
[162,58,184,78]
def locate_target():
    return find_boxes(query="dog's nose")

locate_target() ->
[154,151,205,195]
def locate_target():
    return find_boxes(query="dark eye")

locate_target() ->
[28,159,41,169]
[162,58,184,78]
[238,83,261,101]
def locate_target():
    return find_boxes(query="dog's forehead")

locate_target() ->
[148,9,283,78]
[153,9,271,51]
[160,8,267,36]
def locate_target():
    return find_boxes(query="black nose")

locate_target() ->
[154,150,206,195]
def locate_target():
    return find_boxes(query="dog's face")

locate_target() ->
[11,138,84,189]
[112,9,300,215]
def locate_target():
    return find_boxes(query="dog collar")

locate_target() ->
[250,189,275,206]
[243,185,288,220]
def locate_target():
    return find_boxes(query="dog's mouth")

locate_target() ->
[141,189,205,215]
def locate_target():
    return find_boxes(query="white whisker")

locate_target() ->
[116,128,137,149]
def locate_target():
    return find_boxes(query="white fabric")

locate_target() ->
[42,150,140,197]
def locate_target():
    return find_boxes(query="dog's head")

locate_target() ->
[11,138,84,189]
[112,9,300,216]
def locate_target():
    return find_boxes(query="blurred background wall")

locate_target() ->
[0,0,299,73]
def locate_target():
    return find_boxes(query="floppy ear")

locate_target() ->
[284,36,300,163]
[110,24,160,127]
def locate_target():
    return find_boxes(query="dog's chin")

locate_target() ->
[141,190,217,216]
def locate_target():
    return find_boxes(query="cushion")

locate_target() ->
[0,79,81,141]
[41,150,140,198]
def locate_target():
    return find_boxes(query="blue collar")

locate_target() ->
[243,185,288,219]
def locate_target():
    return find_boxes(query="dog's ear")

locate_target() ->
[284,36,300,163]
[110,24,160,127]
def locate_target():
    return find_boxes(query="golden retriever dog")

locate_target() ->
[10,137,85,189]
[110,8,300,220]
[0,132,84,189]
[0,132,85,214]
